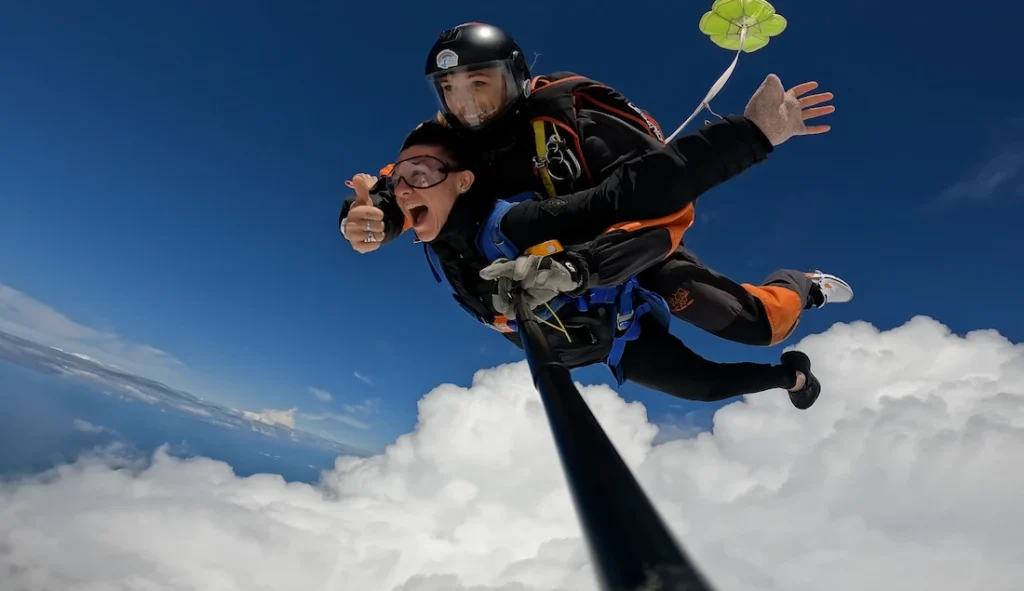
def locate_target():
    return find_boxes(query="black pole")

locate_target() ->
[514,298,714,591]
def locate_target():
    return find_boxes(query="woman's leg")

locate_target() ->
[618,315,808,403]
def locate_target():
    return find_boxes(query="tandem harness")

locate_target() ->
[423,194,671,385]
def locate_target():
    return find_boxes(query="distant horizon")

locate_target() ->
[0,327,369,456]
[0,356,345,484]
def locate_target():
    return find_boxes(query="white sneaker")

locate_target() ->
[806,271,853,307]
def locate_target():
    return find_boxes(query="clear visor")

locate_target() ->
[427,59,522,128]
[386,155,453,190]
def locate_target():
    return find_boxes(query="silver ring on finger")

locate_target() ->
[366,220,372,232]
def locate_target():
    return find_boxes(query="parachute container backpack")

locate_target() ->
[666,0,788,142]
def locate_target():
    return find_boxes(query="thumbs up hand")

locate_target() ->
[342,173,385,254]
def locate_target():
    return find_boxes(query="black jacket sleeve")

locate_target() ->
[499,114,773,250]
[551,226,680,290]
[338,177,407,244]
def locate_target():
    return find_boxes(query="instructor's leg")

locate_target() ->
[618,316,800,403]
[638,245,819,347]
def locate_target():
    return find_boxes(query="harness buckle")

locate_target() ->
[615,311,635,332]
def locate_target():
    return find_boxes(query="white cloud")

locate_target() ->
[309,387,333,402]
[651,408,707,445]
[299,411,369,430]
[0,282,184,380]
[71,419,117,436]
[354,370,373,385]
[343,397,380,417]
[938,142,1024,205]
[1,316,1023,591]
[242,408,297,429]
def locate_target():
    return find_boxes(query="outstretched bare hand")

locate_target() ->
[744,74,836,146]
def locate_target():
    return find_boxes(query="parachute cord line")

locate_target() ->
[529,52,542,71]
[536,301,571,343]
[665,24,748,143]
[507,286,571,342]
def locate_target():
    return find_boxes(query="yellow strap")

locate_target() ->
[532,120,558,198]
[528,121,570,342]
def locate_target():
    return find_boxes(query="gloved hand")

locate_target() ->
[479,253,587,320]
[743,73,835,147]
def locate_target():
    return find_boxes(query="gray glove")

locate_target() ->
[744,73,835,147]
[479,254,584,320]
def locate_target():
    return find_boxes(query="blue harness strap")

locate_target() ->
[477,198,522,262]
[423,244,447,286]
[427,194,673,385]
[475,193,573,330]
[602,279,672,385]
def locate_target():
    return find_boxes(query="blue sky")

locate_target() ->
[2,0,1022,452]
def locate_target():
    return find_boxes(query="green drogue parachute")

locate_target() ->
[699,0,787,53]
[666,0,788,142]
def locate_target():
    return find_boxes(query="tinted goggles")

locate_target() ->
[386,155,459,190]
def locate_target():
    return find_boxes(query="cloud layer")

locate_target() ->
[242,408,298,429]
[310,387,333,402]
[0,282,184,381]
[2,316,1023,591]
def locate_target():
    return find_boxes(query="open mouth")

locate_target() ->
[407,204,429,226]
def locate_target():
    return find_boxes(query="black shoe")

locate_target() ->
[781,350,821,410]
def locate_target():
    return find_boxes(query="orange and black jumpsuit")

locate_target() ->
[340,73,821,348]
[419,118,803,402]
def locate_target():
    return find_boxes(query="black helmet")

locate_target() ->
[424,23,532,129]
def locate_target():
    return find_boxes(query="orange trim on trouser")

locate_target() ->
[740,284,803,345]
[603,203,696,257]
